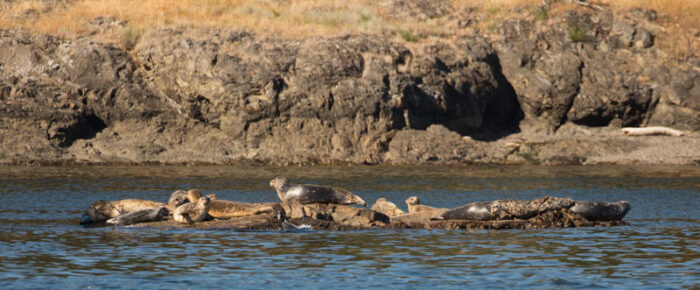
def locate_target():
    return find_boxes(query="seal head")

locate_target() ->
[406,196,420,206]
[269,177,291,202]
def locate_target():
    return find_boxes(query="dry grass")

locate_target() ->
[0,0,697,59]
[604,0,700,61]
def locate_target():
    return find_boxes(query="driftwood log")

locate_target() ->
[622,127,684,137]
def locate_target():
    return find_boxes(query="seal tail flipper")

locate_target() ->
[106,217,119,225]
[430,213,446,220]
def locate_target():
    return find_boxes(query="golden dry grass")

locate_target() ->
[0,0,697,59]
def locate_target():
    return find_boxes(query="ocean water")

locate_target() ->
[0,165,698,288]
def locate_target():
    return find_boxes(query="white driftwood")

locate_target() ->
[621,127,684,137]
[542,0,603,10]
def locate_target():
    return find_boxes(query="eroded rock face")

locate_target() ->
[0,7,698,166]
[0,29,182,163]
[385,125,478,164]
[648,68,700,130]
[0,26,524,165]
[494,10,698,132]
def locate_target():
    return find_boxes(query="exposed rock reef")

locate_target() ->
[121,196,628,231]
[1,7,698,165]
[80,182,629,231]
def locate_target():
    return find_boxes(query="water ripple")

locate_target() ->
[0,165,698,288]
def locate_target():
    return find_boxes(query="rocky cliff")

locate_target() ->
[1,8,698,165]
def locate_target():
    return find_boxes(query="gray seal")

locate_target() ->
[433,201,502,221]
[106,207,169,226]
[570,201,631,221]
[269,176,367,206]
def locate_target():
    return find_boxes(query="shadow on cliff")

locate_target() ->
[399,47,524,142]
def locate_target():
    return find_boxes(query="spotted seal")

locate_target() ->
[106,206,169,226]
[405,196,446,214]
[432,201,502,221]
[370,198,406,217]
[185,189,277,218]
[80,199,166,224]
[269,176,367,206]
[570,201,631,221]
[167,190,189,211]
[173,196,211,224]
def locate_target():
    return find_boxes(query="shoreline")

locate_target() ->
[2,127,698,166]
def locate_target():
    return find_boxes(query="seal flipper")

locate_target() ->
[430,215,446,220]
[182,213,194,225]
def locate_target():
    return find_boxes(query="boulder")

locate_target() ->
[280,203,390,228]
[370,198,407,217]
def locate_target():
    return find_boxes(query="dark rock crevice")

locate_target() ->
[47,113,107,148]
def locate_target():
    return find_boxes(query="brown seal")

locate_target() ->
[186,189,278,218]
[81,199,166,224]
[106,207,169,226]
[186,189,278,219]
[370,198,406,217]
[405,196,446,214]
[269,176,367,206]
[173,196,211,224]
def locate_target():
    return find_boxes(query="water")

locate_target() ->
[0,165,698,288]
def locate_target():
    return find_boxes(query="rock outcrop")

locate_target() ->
[117,196,628,231]
[494,10,698,132]
[1,7,698,166]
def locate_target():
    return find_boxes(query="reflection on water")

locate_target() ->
[0,165,698,288]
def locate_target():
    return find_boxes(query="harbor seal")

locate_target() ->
[570,201,631,221]
[370,198,406,217]
[80,199,166,224]
[433,201,502,221]
[185,189,277,219]
[173,196,211,224]
[106,206,169,226]
[405,196,447,214]
[269,176,367,206]
[167,190,189,211]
